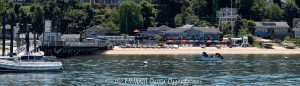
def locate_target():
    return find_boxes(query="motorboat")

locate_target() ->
[198,52,224,61]
[198,56,223,61]
[0,52,63,71]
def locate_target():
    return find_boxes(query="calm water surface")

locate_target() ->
[1,54,300,85]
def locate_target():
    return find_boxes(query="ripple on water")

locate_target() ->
[0,55,300,85]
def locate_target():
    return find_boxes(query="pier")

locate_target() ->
[39,41,108,57]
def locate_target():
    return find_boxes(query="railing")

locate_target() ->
[42,41,107,47]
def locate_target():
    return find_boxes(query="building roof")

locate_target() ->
[148,25,173,31]
[61,34,81,39]
[84,26,101,32]
[194,27,222,33]
[255,22,290,28]
[164,27,221,33]
[293,18,300,28]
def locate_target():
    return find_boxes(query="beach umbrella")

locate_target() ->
[133,29,140,33]
[207,40,212,43]
[214,40,220,43]
[167,40,174,44]
[181,40,188,43]
[220,40,227,44]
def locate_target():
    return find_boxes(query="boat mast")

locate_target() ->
[26,24,29,55]
[10,12,15,57]
[2,11,6,56]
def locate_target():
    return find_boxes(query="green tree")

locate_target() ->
[264,4,283,20]
[251,0,267,20]
[152,0,184,27]
[282,0,300,21]
[238,0,253,19]
[64,9,87,33]
[82,3,94,27]
[190,0,208,20]
[221,21,232,35]
[118,1,143,35]
[0,0,7,26]
[140,1,157,29]
[30,3,45,34]
[174,0,200,27]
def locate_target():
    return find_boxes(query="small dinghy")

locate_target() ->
[198,52,224,61]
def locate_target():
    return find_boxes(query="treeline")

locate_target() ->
[0,0,299,35]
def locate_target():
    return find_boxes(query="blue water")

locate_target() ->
[0,54,300,85]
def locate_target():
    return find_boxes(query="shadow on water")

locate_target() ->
[1,54,300,85]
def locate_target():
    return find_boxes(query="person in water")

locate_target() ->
[215,53,224,59]
[202,52,209,57]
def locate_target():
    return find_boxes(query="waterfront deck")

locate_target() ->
[39,41,108,57]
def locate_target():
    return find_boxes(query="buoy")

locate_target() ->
[284,57,288,60]
[182,58,186,61]
[143,61,148,64]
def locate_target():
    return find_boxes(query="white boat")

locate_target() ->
[0,52,63,71]
[198,56,223,61]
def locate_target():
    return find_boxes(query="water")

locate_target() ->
[1,54,300,85]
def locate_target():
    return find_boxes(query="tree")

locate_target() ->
[152,0,184,27]
[64,9,87,34]
[140,1,157,29]
[273,0,282,6]
[82,3,94,27]
[221,21,232,35]
[191,0,208,20]
[282,0,300,22]
[118,1,143,35]
[251,0,267,20]
[238,0,254,19]
[0,0,6,26]
[264,4,283,21]
[30,3,45,34]
[174,0,200,27]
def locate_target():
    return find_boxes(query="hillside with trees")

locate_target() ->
[0,0,299,36]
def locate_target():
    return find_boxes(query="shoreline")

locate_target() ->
[103,46,300,55]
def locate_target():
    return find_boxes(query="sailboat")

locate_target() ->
[0,15,63,71]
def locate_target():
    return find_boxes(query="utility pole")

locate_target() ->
[2,11,6,56]
[231,0,234,37]
[10,12,14,57]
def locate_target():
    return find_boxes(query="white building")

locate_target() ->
[254,22,290,39]
[216,8,238,23]
[293,18,300,38]
[0,24,20,40]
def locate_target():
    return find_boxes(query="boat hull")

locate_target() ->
[198,57,222,61]
[0,60,63,71]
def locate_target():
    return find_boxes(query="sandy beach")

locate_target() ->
[103,46,300,55]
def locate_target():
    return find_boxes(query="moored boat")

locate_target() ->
[0,53,63,71]
[198,52,224,61]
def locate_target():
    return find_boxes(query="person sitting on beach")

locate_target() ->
[202,52,208,57]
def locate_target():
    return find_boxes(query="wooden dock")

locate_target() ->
[39,41,108,57]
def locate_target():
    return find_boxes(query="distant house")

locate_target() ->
[136,25,173,40]
[83,26,106,38]
[163,26,222,41]
[254,22,290,39]
[136,25,222,44]
[61,34,81,42]
[0,24,20,40]
[216,8,238,23]
[293,18,300,38]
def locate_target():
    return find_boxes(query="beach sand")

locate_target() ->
[104,46,300,55]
